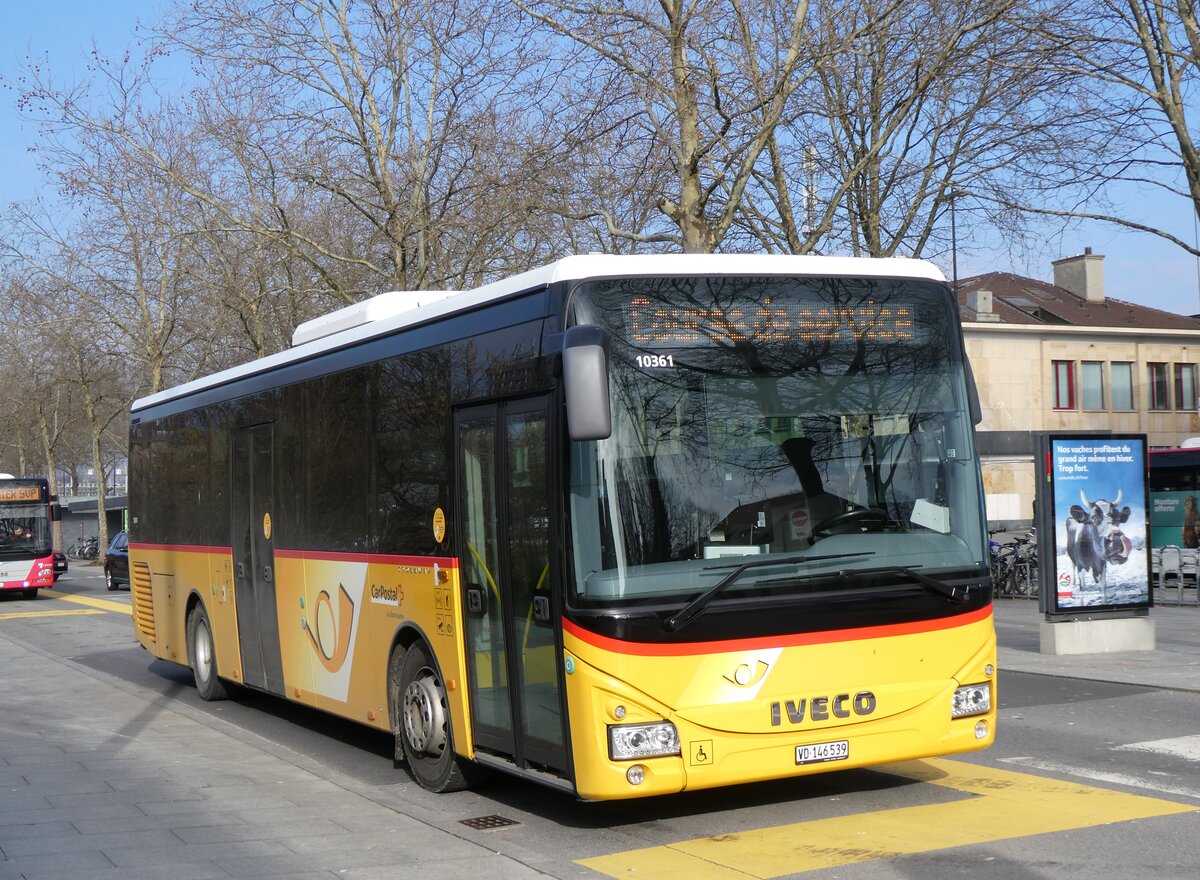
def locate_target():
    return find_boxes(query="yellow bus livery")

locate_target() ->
[128,254,996,799]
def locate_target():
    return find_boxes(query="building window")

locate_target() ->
[1052,360,1075,409]
[1176,363,1197,411]
[1149,362,1171,410]
[1111,362,1134,410]
[1080,361,1104,410]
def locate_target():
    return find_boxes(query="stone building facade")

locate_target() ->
[957,250,1200,527]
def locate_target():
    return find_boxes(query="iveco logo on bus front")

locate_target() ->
[769,691,877,726]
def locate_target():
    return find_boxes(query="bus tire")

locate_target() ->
[22,589,37,600]
[187,603,228,702]
[388,644,407,764]
[396,641,471,792]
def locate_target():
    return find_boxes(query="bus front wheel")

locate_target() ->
[396,641,471,793]
[187,604,228,702]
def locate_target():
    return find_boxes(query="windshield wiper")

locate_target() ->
[662,552,875,632]
[845,565,969,605]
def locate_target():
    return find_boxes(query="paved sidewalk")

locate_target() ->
[994,595,1200,692]
[0,633,548,880]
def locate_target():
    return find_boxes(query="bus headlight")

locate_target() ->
[952,683,991,718]
[608,721,681,760]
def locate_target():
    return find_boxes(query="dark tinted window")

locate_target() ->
[304,369,369,549]
[372,352,452,556]
[274,385,305,549]
[128,429,151,541]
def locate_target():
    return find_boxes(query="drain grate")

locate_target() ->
[459,814,521,831]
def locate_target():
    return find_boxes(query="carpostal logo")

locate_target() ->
[370,582,402,607]
[302,583,356,673]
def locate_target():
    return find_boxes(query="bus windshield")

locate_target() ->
[0,503,52,560]
[567,275,987,607]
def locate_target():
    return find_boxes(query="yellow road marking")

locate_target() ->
[41,589,131,615]
[0,608,106,620]
[578,758,1196,879]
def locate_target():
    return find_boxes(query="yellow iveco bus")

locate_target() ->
[128,254,996,800]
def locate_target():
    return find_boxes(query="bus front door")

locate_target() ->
[455,397,568,779]
[231,423,285,694]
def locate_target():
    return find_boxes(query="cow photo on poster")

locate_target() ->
[1050,435,1150,611]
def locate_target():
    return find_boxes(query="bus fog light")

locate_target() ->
[975,720,989,739]
[951,683,991,718]
[626,765,646,785]
[608,721,681,760]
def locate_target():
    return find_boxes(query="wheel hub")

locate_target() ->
[403,672,447,756]
[195,622,213,683]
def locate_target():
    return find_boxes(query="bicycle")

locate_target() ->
[67,536,99,560]
[988,530,1018,596]
[1007,529,1039,598]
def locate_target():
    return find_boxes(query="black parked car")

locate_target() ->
[104,530,129,591]
[53,551,67,581]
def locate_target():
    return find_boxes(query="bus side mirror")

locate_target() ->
[563,324,612,441]
[50,500,62,522]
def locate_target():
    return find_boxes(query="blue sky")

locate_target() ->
[3,0,1199,316]
[0,1,170,201]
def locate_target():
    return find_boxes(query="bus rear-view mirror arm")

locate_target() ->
[563,324,612,441]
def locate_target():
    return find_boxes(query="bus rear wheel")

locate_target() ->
[187,604,228,702]
[396,641,471,793]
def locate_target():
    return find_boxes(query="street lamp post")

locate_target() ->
[950,191,961,288]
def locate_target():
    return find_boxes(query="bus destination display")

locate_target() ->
[623,296,915,346]
[0,486,41,502]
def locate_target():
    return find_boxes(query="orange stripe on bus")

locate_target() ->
[563,604,993,656]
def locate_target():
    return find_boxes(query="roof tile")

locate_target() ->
[957,271,1200,330]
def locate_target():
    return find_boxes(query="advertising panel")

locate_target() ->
[1148,491,1199,549]
[1042,435,1151,613]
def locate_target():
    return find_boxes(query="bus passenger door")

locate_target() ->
[231,423,285,694]
[455,397,568,778]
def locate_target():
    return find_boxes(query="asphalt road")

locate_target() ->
[3,566,1197,879]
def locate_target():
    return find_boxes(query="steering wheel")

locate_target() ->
[810,507,890,538]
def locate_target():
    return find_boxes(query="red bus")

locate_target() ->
[0,476,60,598]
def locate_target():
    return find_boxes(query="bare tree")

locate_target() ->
[740,0,1081,264]
[4,47,222,396]
[0,276,78,551]
[516,0,814,253]
[166,0,560,292]
[61,319,133,559]
[1014,0,1200,255]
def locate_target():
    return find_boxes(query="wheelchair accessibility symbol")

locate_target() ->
[690,740,713,766]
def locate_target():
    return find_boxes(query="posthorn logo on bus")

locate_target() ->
[724,660,770,687]
[302,583,356,673]
[769,691,877,726]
